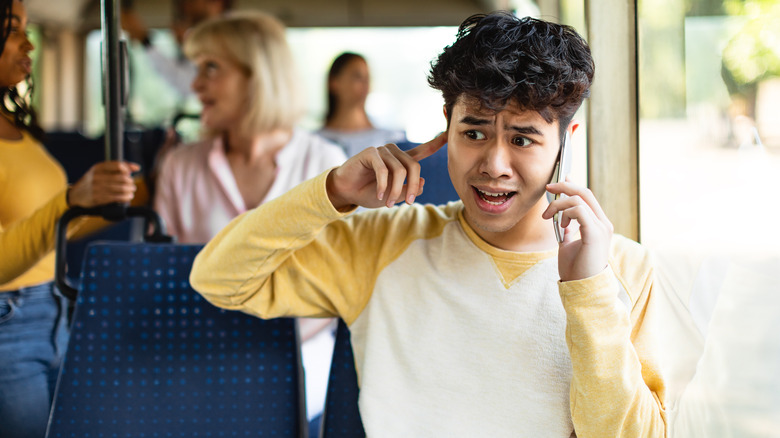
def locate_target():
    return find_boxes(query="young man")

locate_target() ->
[190,12,666,437]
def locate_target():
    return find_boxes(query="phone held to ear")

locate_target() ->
[546,130,571,243]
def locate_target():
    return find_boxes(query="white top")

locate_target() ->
[145,45,197,98]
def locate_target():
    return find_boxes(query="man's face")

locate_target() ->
[446,96,562,249]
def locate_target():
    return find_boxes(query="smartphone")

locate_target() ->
[546,130,571,243]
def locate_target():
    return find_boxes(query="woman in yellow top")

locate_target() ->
[0,1,139,437]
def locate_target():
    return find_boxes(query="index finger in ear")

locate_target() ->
[405,131,448,162]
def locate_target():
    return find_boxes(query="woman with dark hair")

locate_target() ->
[318,52,406,156]
[0,1,140,436]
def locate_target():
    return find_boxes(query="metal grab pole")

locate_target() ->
[101,0,123,161]
[53,0,174,301]
[100,0,128,220]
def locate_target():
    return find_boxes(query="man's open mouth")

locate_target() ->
[474,187,516,206]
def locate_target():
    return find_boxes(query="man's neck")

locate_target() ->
[463,196,559,252]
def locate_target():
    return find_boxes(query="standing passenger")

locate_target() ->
[0,1,140,437]
[121,0,232,98]
[318,52,407,156]
[152,11,346,432]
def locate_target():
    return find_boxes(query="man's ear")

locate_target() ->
[443,106,451,131]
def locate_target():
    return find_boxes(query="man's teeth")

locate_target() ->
[477,188,511,205]
[477,188,510,197]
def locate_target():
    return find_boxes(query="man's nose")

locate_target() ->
[479,139,513,179]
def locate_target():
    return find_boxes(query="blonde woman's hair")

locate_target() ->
[184,11,302,138]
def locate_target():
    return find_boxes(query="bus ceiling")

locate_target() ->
[25,0,524,30]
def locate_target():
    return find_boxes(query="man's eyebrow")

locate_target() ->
[507,125,543,136]
[459,115,491,126]
[458,115,545,136]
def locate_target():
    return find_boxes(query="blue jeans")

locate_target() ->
[0,282,70,438]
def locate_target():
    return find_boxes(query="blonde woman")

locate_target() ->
[154,12,345,242]
[153,11,345,429]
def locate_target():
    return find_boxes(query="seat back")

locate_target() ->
[320,319,365,438]
[397,141,459,206]
[47,242,307,438]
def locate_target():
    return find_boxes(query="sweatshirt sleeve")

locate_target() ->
[190,170,391,324]
[559,236,666,437]
[0,189,69,284]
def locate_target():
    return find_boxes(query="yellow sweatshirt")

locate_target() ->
[0,130,71,291]
[191,171,667,437]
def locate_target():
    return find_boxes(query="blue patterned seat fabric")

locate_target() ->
[397,141,459,206]
[320,319,365,438]
[46,242,306,438]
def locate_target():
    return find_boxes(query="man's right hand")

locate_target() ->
[326,132,448,212]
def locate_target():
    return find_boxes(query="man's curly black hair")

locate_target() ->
[429,12,594,134]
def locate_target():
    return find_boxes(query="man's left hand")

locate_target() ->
[543,181,613,282]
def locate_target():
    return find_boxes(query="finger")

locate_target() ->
[546,182,609,224]
[377,147,407,207]
[562,217,581,243]
[386,144,422,204]
[388,177,426,207]
[92,171,136,187]
[91,163,136,182]
[405,131,448,162]
[92,160,126,173]
[123,162,142,173]
[93,182,137,200]
[558,204,605,244]
[361,149,389,201]
[542,194,583,220]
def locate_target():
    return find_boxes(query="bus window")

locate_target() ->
[638,0,780,256]
[285,26,455,143]
[84,28,202,140]
[639,1,780,436]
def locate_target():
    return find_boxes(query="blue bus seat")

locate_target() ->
[397,141,459,206]
[46,242,307,438]
[320,319,365,438]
